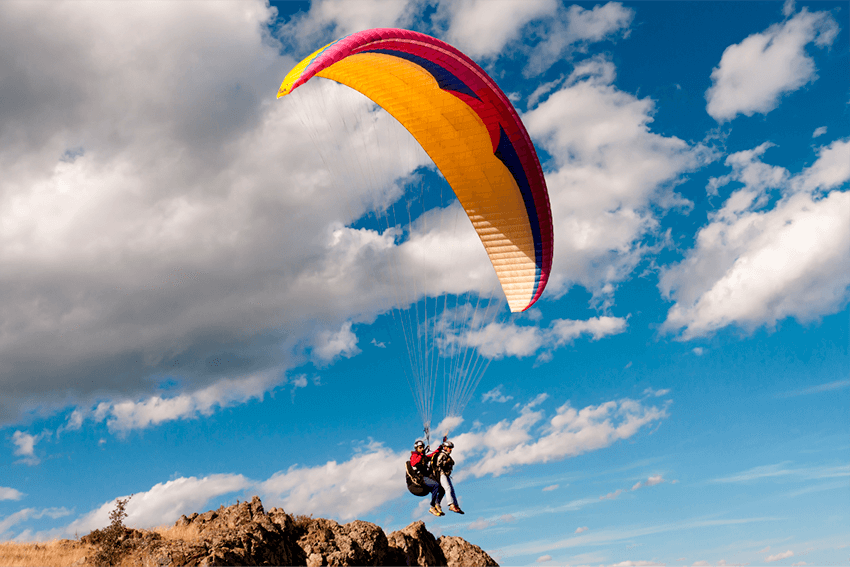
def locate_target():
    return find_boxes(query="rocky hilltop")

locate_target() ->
[80,496,498,566]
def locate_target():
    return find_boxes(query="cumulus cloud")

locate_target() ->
[258,441,407,521]
[461,316,627,363]
[661,139,850,339]
[312,321,361,364]
[0,487,24,501]
[0,0,508,426]
[66,370,281,435]
[278,0,423,52]
[766,550,794,562]
[524,57,713,305]
[543,484,559,492]
[575,526,588,533]
[537,555,552,563]
[524,2,635,77]
[434,0,558,59]
[62,474,250,536]
[431,0,632,76]
[706,8,839,121]
[453,395,669,478]
[11,431,45,465]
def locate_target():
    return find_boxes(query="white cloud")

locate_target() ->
[0,508,71,538]
[661,140,850,339]
[482,385,513,403]
[537,555,552,563]
[610,562,665,567]
[431,0,632,75]
[783,0,796,17]
[454,395,669,478]
[435,0,558,59]
[524,57,713,305]
[543,484,559,492]
[792,139,850,194]
[632,475,665,490]
[524,2,635,77]
[312,321,361,364]
[812,126,827,138]
[78,370,280,434]
[279,0,422,52]
[601,488,624,500]
[705,9,839,121]
[11,431,45,465]
[435,415,464,437]
[766,550,794,562]
[0,0,473,427]
[462,316,628,361]
[575,526,588,533]
[62,474,250,536]
[0,487,24,501]
[258,441,406,521]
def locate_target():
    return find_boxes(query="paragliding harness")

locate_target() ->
[405,434,447,497]
[405,460,433,497]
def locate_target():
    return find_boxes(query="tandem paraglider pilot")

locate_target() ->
[406,440,445,513]
[405,438,465,517]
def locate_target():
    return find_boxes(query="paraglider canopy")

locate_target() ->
[278,28,553,313]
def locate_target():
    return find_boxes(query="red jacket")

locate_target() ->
[409,450,438,476]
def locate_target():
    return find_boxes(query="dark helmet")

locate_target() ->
[414,440,425,449]
[442,440,454,449]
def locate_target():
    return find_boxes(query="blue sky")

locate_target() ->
[1,1,848,565]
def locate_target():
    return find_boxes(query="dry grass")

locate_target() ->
[0,540,92,567]
[152,522,202,543]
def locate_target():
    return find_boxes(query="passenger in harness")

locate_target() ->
[405,440,445,515]
[431,439,464,515]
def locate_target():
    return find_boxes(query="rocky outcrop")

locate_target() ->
[82,496,498,566]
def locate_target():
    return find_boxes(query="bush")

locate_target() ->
[87,496,132,566]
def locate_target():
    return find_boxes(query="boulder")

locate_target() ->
[438,536,499,567]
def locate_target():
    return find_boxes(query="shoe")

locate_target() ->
[428,506,443,517]
[448,504,464,514]
[434,504,445,516]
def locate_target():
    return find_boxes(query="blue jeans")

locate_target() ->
[439,473,457,507]
[422,476,444,506]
